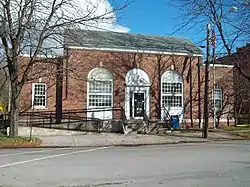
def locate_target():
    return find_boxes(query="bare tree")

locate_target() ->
[170,0,250,128]
[172,0,250,78]
[0,0,129,136]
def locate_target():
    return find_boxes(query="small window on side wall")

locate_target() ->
[32,83,47,109]
[214,88,223,109]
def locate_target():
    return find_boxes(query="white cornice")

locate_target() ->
[67,46,203,57]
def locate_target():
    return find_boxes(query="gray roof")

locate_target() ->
[64,29,203,55]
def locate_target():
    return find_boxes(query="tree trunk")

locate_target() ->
[216,116,220,128]
[8,53,20,137]
[233,103,239,127]
[9,80,20,136]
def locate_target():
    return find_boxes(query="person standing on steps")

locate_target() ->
[0,109,3,120]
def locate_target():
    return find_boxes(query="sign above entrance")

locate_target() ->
[125,68,150,87]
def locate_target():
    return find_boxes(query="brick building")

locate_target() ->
[208,62,234,126]
[19,30,236,127]
[216,44,250,123]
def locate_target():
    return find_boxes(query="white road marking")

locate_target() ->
[0,147,83,157]
[0,147,109,168]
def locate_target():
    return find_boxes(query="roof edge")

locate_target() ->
[66,46,203,57]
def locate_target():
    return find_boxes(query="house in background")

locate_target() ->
[208,59,234,126]
[216,44,250,124]
[18,30,239,128]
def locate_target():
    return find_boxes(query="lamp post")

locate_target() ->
[202,7,237,138]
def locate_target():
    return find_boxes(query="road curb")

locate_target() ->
[0,146,72,149]
[1,137,247,149]
[0,140,211,149]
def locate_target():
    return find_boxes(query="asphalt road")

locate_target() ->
[0,141,249,187]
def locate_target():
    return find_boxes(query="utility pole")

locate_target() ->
[212,47,216,129]
[210,27,217,129]
[55,57,63,124]
[197,57,201,129]
[202,7,237,136]
[203,23,211,138]
[189,57,193,127]
[157,55,161,120]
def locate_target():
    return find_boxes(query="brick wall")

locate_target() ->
[19,49,235,127]
[19,56,58,112]
[64,50,198,119]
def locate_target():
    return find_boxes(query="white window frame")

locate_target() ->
[161,83,183,108]
[161,71,184,121]
[87,68,113,109]
[88,80,113,108]
[32,83,47,109]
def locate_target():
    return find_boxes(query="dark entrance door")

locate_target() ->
[133,92,145,117]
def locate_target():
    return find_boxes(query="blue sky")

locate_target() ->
[117,0,206,46]
[115,0,248,54]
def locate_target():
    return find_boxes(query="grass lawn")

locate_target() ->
[234,131,250,139]
[0,133,41,148]
[220,125,250,131]
[220,125,250,139]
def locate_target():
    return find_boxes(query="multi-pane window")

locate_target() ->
[89,95,112,107]
[88,68,113,108]
[162,96,182,107]
[162,82,183,108]
[162,83,182,94]
[89,81,112,93]
[88,81,112,107]
[32,83,46,108]
[161,71,183,109]
[214,88,222,108]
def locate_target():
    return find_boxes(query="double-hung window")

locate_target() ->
[32,83,47,109]
[88,80,112,107]
[162,82,183,107]
[87,67,113,108]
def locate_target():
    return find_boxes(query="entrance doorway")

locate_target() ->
[129,92,145,118]
[125,69,150,119]
[133,92,145,117]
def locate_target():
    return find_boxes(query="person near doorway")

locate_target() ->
[0,110,3,119]
[0,108,3,120]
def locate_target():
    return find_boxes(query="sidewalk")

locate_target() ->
[38,133,210,147]
[17,127,247,147]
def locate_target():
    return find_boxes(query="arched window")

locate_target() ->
[87,67,113,108]
[161,70,184,119]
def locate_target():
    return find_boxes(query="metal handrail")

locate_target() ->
[21,107,123,116]
[162,106,171,119]
[162,106,171,129]
[19,107,124,132]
